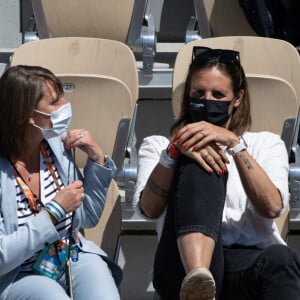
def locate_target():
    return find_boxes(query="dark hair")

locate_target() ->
[0,65,63,157]
[171,48,251,136]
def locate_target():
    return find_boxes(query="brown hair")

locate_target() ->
[171,51,251,136]
[0,65,63,157]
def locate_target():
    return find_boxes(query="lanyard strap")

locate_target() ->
[12,167,38,213]
[39,141,61,192]
[11,141,61,214]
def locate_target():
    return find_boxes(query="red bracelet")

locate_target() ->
[167,142,181,160]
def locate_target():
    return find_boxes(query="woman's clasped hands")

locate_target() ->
[173,121,240,174]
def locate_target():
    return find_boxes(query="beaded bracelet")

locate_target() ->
[44,200,66,223]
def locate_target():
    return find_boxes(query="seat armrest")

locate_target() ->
[275,203,290,240]
[112,117,131,177]
[23,15,39,43]
[185,16,201,43]
[281,117,296,159]
[128,0,156,76]
[113,105,138,203]
[114,104,138,203]
[193,0,211,38]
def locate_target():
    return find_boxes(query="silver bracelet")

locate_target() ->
[159,149,177,169]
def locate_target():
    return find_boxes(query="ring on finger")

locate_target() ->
[79,133,84,139]
[200,131,205,138]
[203,153,210,160]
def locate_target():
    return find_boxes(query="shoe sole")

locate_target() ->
[180,267,216,300]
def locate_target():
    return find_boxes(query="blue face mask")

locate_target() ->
[188,97,231,126]
[33,102,72,139]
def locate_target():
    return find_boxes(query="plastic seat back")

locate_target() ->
[58,74,133,259]
[172,36,300,104]
[10,37,138,105]
[246,74,297,239]
[85,179,122,261]
[31,0,136,42]
[247,74,298,134]
[201,0,256,36]
[57,74,133,166]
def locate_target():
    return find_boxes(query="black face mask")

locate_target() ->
[188,97,232,126]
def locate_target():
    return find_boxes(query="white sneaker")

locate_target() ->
[180,267,216,300]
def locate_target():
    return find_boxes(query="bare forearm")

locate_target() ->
[140,164,175,218]
[234,150,282,218]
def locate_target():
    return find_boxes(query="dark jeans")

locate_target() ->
[153,156,227,300]
[153,157,300,300]
[221,244,300,300]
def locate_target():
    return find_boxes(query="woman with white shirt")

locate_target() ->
[133,47,300,300]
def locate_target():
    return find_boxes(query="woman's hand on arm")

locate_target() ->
[62,129,105,164]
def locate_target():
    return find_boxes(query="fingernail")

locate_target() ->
[223,168,227,173]
[192,146,197,151]
[183,144,187,149]
[174,132,179,138]
[176,140,181,145]
[226,160,230,164]
[218,170,223,175]
[208,169,213,174]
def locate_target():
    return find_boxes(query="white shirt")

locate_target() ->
[133,131,290,248]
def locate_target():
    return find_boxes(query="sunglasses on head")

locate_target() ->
[192,46,240,64]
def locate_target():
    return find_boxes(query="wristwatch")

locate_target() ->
[227,136,248,156]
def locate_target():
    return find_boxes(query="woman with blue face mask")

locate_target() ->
[0,65,121,300]
[133,47,300,299]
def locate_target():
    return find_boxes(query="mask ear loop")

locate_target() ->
[33,109,51,117]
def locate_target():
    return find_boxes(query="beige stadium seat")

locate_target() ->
[61,74,134,260]
[10,37,138,105]
[29,0,156,74]
[57,74,134,166]
[172,36,300,104]
[10,37,139,260]
[85,179,122,261]
[199,0,256,37]
[30,0,143,43]
[246,74,298,134]
[172,40,300,240]
[58,74,135,259]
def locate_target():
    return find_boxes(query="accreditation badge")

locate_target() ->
[32,240,69,280]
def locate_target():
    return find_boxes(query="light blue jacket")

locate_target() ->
[0,137,122,298]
